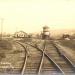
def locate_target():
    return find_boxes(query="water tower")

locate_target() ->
[42,26,50,39]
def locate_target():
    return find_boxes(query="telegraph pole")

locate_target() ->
[1,18,4,40]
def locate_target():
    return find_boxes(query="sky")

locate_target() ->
[0,0,75,34]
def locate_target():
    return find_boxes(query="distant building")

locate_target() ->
[42,26,50,39]
[14,31,28,38]
[62,34,70,40]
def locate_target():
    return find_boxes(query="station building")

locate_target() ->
[14,31,28,38]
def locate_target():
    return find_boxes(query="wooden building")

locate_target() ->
[14,31,28,38]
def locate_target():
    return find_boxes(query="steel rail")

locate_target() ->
[38,41,46,74]
[44,52,65,75]
[15,41,28,75]
[62,54,75,69]
[52,42,75,72]
[38,51,44,74]
[26,42,65,75]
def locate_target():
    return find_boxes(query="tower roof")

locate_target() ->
[43,25,49,28]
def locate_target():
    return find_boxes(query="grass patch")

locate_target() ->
[59,40,75,50]
[0,53,6,61]
[12,50,23,54]
[19,38,32,42]
[0,53,6,58]
[0,40,12,50]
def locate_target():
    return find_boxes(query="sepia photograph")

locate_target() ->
[0,0,75,75]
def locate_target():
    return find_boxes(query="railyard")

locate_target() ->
[0,26,75,74]
[0,0,75,74]
[0,38,75,74]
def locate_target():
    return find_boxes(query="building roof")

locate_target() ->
[14,31,27,35]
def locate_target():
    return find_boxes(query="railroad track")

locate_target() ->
[15,40,75,74]
[15,41,28,75]
[35,40,75,74]
[16,41,44,74]
[16,41,64,74]
[49,41,75,73]
[26,41,64,74]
